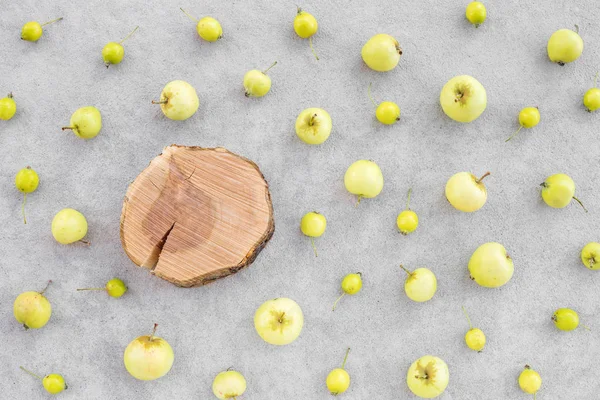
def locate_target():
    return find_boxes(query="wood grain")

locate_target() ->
[120,145,274,287]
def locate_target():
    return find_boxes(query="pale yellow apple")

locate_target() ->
[361,34,402,72]
[295,108,332,145]
[440,75,487,123]
[254,298,303,345]
[154,80,199,121]
[212,370,246,399]
[581,242,600,270]
[407,355,449,399]
[468,242,514,288]
[445,172,489,212]
[124,324,174,380]
[401,266,437,303]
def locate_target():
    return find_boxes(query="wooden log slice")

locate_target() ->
[120,145,274,287]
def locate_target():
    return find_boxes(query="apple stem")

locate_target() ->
[152,100,168,105]
[39,280,52,295]
[462,306,473,329]
[61,126,74,131]
[594,72,599,88]
[262,61,278,74]
[341,348,350,369]
[406,188,413,210]
[475,172,490,184]
[309,37,319,61]
[367,83,377,107]
[119,26,139,44]
[590,258,596,268]
[278,312,285,324]
[20,366,42,381]
[78,239,91,246]
[180,8,198,22]
[41,17,63,27]
[296,6,302,14]
[355,195,362,207]
[582,324,591,331]
[308,113,318,126]
[399,264,413,276]
[8,92,13,99]
[574,24,580,34]
[310,237,318,257]
[149,323,158,342]
[22,193,27,224]
[505,125,523,142]
[572,196,588,212]
[332,293,345,311]
[77,288,106,291]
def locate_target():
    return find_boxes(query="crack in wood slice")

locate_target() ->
[120,145,274,287]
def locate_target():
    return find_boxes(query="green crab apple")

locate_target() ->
[153,80,199,120]
[326,348,351,395]
[15,166,39,224]
[547,27,583,65]
[124,324,174,380]
[462,307,486,352]
[440,75,487,123]
[212,369,246,399]
[407,355,449,399]
[506,107,540,142]
[584,73,600,112]
[77,278,128,298]
[180,8,223,42]
[102,26,139,67]
[552,308,589,331]
[14,280,52,329]
[332,272,362,311]
[518,365,541,398]
[361,34,402,72]
[51,208,88,245]
[243,62,277,98]
[396,188,418,235]
[254,297,303,345]
[367,83,400,124]
[468,242,514,288]
[21,17,62,42]
[400,265,437,302]
[294,7,319,60]
[0,92,17,120]
[541,173,587,211]
[445,171,490,212]
[295,107,332,144]
[465,2,486,27]
[62,106,102,139]
[20,366,67,394]
[581,242,600,270]
[300,211,326,256]
[344,160,384,205]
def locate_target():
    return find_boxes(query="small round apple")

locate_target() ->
[153,80,199,121]
[584,73,600,112]
[51,208,88,245]
[344,160,384,205]
[547,27,583,65]
[440,75,487,123]
[244,62,277,98]
[300,211,326,257]
[295,107,332,144]
[468,242,514,288]
[505,107,540,142]
[406,355,449,399]
[445,171,490,212]
[361,34,402,72]
[294,7,319,60]
[326,348,351,395]
[462,306,486,352]
[541,173,587,211]
[21,17,63,42]
[332,272,362,311]
[254,298,304,345]
[400,265,437,302]
[77,278,128,298]
[14,280,52,330]
[20,366,67,394]
[396,188,418,235]
[518,365,542,397]
[212,369,246,399]
[62,106,102,139]
[581,242,600,270]
[367,83,401,125]
[465,2,486,27]
[552,308,588,331]
[0,92,17,120]
[124,323,174,380]
[180,8,223,42]
[102,26,139,67]
[15,166,39,224]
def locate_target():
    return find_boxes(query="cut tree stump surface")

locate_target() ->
[120,145,274,287]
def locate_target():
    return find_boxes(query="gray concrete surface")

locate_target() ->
[2,0,600,399]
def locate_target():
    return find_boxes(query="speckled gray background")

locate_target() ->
[2,0,600,399]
